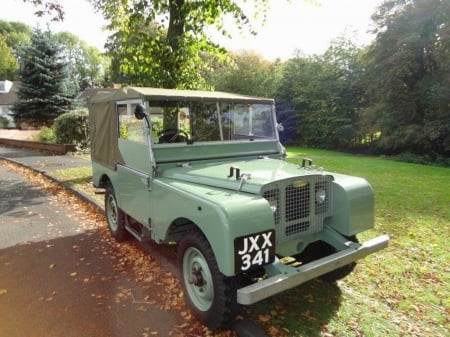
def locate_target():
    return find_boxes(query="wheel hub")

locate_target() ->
[189,267,206,288]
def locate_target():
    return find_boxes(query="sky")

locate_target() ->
[1,0,383,60]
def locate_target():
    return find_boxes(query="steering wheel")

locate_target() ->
[158,128,189,143]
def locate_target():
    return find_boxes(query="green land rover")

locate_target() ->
[88,87,389,329]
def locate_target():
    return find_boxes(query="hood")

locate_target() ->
[161,157,329,194]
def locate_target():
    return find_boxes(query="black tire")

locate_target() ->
[319,236,358,283]
[178,230,238,330]
[104,185,129,242]
[297,237,357,283]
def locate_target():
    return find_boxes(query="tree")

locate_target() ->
[0,20,32,54]
[104,18,161,85]
[0,34,19,79]
[211,50,281,97]
[19,0,64,21]
[364,0,450,156]
[92,0,270,89]
[276,37,365,151]
[12,29,73,127]
[56,32,109,90]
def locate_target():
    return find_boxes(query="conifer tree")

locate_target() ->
[12,28,73,127]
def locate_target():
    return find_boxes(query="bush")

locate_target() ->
[53,109,90,149]
[388,152,450,167]
[32,126,56,143]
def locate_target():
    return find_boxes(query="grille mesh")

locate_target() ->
[262,175,333,243]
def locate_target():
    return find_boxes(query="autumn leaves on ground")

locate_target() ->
[0,161,238,337]
[1,153,449,337]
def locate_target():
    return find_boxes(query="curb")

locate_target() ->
[0,155,105,215]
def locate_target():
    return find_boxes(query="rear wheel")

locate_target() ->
[178,230,238,329]
[104,185,129,242]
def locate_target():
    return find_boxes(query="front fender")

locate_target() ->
[327,174,375,236]
[151,178,275,276]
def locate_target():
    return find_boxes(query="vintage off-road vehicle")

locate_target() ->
[88,87,389,329]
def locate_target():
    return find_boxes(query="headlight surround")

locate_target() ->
[267,197,278,213]
[316,188,327,204]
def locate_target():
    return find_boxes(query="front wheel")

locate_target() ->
[178,230,238,330]
[104,185,129,242]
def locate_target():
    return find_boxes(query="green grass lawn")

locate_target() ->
[246,147,449,337]
[54,148,449,337]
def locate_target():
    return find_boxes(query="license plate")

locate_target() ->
[234,230,275,273]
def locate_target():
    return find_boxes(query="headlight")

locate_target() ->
[266,197,278,213]
[316,188,327,204]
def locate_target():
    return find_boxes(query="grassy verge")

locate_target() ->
[52,149,449,336]
[50,166,104,204]
[248,147,449,337]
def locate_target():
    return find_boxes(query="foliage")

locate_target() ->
[53,109,90,148]
[0,34,18,79]
[30,126,56,143]
[0,21,32,80]
[386,152,450,167]
[91,0,270,89]
[55,31,110,91]
[12,28,73,127]
[275,38,366,151]
[211,50,282,97]
[0,20,32,54]
[364,0,450,157]
[20,0,64,21]
[0,116,9,128]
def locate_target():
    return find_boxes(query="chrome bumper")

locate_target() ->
[237,235,389,305]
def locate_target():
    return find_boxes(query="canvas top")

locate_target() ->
[88,87,274,104]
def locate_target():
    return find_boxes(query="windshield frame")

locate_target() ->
[146,100,277,146]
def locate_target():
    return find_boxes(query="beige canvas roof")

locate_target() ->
[88,87,274,169]
[88,87,274,104]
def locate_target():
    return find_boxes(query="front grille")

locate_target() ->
[262,175,333,243]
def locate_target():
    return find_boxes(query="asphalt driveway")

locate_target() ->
[0,163,182,337]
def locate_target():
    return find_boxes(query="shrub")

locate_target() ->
[53,109,90,149]
[32,126,56,143]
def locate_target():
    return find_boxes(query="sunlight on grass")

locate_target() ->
[273,147,450,337]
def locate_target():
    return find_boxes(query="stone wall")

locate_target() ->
[0,138,76,155]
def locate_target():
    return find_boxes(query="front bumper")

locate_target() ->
[237,234,389,305]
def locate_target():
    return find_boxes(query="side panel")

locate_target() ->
[92,161,116,188]
[115,165,151,225]
[115,139,153,224]
[150,178,275,276]
[327,174,375,236]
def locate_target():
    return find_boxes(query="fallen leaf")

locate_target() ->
[258,314,272,323]
[0,289,7,296]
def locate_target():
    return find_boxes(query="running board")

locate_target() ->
[125,225,152,242]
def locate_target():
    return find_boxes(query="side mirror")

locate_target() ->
[277,123,284,132]
[134,103,147,120]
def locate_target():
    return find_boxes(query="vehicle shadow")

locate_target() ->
[246,279,342,336]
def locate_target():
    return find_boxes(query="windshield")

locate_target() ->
[147,101,276,145]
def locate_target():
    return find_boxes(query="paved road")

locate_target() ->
[0,163,181,337]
